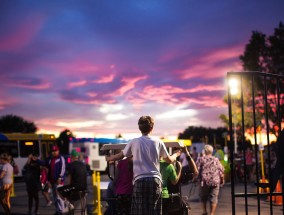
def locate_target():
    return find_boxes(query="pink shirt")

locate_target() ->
[115,158,133,195]
[245,150,253,165]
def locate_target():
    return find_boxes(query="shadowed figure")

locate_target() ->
[270,129,284,192]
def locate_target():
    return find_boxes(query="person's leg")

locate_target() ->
[147,178,162,214]
[201,201,207,215]
[42,190,52,204]
[1,188,11,215]
[34,191,39,214]
[162,198,170,215]
[209,185,220,215]
[51,183,66,214]
[131,179,143,214]
[210,203,217,215]
[131,177,162,215]
[43,184,52,206]
[27,190,33,214]
[6,185,12,214]
[199,185,209,215]
[115,194,132,215]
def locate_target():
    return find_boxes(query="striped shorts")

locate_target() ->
[131,177,162,215]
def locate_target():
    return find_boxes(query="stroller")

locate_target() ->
[57,185,88,215]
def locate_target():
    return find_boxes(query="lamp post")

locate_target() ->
[229,78,239,154]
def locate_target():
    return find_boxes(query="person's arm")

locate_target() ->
[105,151,124,162]
[183,147,198,176]
[0,170,6,179]
[170,161,182,185]
[65,174,71,185]
[164,150,181,164]
[26,154,32,165]
[218,160,225,185]
[57,156,66,184]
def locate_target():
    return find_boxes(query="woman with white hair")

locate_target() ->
[196,144,224,215]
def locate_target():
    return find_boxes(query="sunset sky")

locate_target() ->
[1,1,284,139]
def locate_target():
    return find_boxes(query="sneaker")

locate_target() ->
[47,201,53,206]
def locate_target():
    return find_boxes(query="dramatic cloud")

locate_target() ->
[0,0,283,138]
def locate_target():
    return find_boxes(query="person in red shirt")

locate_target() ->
[37,146,66,215]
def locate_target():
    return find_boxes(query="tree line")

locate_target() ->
[0,114,73,155]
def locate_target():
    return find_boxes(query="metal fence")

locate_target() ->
[227,71,284,215]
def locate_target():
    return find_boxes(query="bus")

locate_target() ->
[69,137,129,172]
[0,133,57,177]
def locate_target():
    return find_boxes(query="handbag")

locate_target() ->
[180,166,193,184]
[166,195,190,215]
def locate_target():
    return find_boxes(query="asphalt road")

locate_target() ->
[1,175,283,215]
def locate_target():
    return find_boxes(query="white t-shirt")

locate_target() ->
[179,152,188,167]
[0,162,13,186]
[123,135,169,183]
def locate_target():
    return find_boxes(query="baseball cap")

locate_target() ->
[52,145,59,151]
[71,149,80,157]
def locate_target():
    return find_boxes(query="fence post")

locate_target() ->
[93,171,102,215]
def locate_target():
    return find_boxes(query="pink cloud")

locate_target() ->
[68,80,88,88]
[92,74,115,84]
[187,84,225,93]
[174,45,243,80]
[125,83,226,107]
[0,14,45,52]
[111,75,148,97]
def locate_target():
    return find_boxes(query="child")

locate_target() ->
[40,166,52,206]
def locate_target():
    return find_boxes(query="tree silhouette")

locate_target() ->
[178,126,228,147]
[220,22,284,134]
[0,114,37,133]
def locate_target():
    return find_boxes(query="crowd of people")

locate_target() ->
[0,115,229,215]
[0,145,88,215]
[105,115,225,215]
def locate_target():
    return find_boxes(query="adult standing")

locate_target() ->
[0,153,13,215]
[196,144,224,215]
[22,153,41,215]
[37,145,66,215]
[106,115,181,215]
[245,147,254,183]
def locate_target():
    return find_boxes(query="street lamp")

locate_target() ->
[229,77,239,154]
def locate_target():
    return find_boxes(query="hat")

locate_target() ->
[71,149,80,157]
[52,145,59,151]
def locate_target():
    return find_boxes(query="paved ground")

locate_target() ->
[1,175,283,215]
